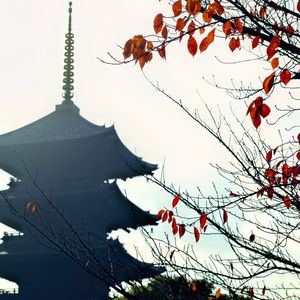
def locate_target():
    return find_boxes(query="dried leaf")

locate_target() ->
[188,21,196,35]
[200,211,207,229]
[153,13,163,34]
[222,20,232,37]
[283,196,291,208]
[215,288,221,299]
[234,18,243,34]
[123,39,133,59]
[280,69,291,85]
[187,36,198,56]
[249,233,255,242]
[162,25,168,39]
[172,194,180,208]
[266,150,272,162]
[271,57,279,69]
[179,224,186,238]
[263,72,275,94]
[194,227,200,242]
[252,36,260,49]
[172,0,182,17]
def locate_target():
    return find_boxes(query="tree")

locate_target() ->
[112,275,245,300]
[115,1,300,299]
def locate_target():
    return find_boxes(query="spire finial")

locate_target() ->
[62,1,74,102]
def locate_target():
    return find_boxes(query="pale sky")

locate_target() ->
[0,0,297,292]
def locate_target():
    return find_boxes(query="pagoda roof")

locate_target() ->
[0,101,157,182]
[0,101,106,146]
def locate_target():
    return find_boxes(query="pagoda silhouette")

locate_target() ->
[0,3,162,299]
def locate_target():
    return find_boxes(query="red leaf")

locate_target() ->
[261,104,270,118]
[158,41,166,59]
[172,194,180,208]
[267,36,280,60]
[157,209,165,218]
[200,29,215,53]
[230,192,238,197]
[123,39,133,59]
[252,36,260,49]
[263,72,275,94]
[200,212,207,229]
[194,227,200,242]
[162,211,169,222]
[234,18,243,34]
[203,224,208,232]
[297,1,300,12]
[179,224,186,238]
[280,69,291,85]
[175,18,187,31]
[283,196,291,208]
[250,107,261,128]
[188,21,196,35]
[222,20,232,37]
[168,210,174,223]
[298,133,300,145]
[187,36,198,56]
[266,150,272,162]
[271,57,279,69]
[172,0,182,17]
[161,25,168,39]
[229,37,240,52]
[223,209,228,224]
[172,218,178,235]
[297,152,300,161]
[153,13,164,34]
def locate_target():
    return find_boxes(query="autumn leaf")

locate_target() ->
[179,224,186,238]
[234,18,243,34]
[263,72,275,94]
[223,209,228,224]
[296,152,300,161]
[249,233,255,242]
[222,20,232,37]
[271,57,279,69]
[202,9,214,23]
[172,218,178,235]
[298,1,300,12]
[252,36,260,49]
[215,288,221,299]
[229,37,240,52]
[230,192,238,197]
[147,41,153,50]
[267,36,280,60]
[172,0,182,17]
[158,41,166,59]
[280,69,291,85]
[194,227,200,242]
[161,25,168,39]
[266,150,273,162]
[188,36,198,56]
[175,18,187,31]
[162,211,169,222]
[123,39,133,59]
[283,196,291,208]
[139,57,145,69]
[266,150,272,162]
[31,204,37,213]
[157,209,165,218]
[188,21,196,35]
[199,29,215,52]
[186,0,201,16]
[172,194,180,208]
[199,27,205,35]
[200,211,207,229]
[168,210,174,223]
[153,13,163,34]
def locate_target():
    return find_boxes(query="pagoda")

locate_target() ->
[0,3,162,299]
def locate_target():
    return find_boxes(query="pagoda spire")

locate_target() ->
[62,2,74,102]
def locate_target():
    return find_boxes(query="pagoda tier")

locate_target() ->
[0,238,162,300]
[0,181,157,237]
[0,102,157,186]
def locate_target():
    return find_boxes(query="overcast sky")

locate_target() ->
[0,0,297,291]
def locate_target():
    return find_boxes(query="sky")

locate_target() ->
[0,0,298,293]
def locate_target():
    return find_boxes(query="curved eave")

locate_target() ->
[0,126,157,183]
